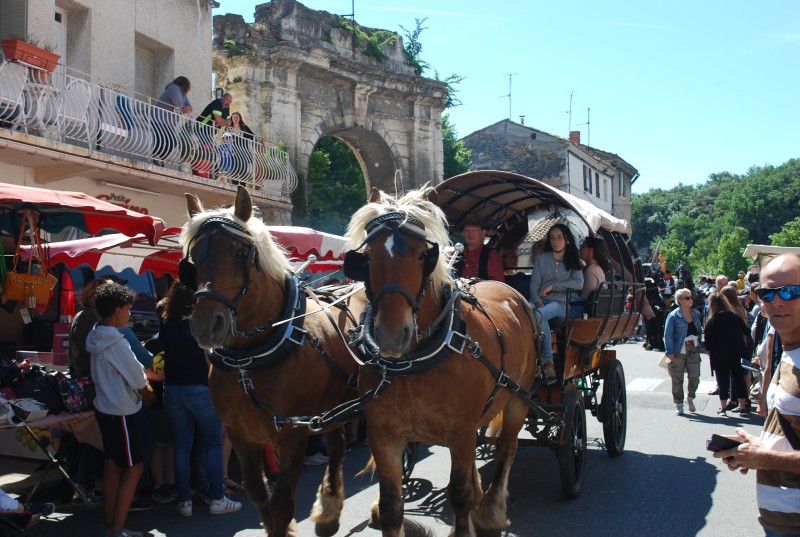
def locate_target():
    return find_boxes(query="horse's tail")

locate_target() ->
[356,455,377,479]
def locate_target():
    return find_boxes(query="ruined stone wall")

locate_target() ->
[212,0,447,205]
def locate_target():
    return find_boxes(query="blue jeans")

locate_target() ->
[163,384,224,502]
[764,530,797,537]
[533,300,566,363]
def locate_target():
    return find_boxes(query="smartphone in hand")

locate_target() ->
[706,433,743,452]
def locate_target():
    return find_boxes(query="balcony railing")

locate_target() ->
[0,60,297,197]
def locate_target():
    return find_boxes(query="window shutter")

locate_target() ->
[135,46,155,96]
[0,0,27,41]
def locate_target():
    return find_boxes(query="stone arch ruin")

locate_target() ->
[213,0,448,201]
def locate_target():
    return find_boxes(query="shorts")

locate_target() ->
[95,408,144,468]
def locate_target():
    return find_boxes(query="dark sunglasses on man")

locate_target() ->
[755,285,800,303]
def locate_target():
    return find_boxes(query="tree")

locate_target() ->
[306,137,367,235]
[715,226,751,276]
[770,216,800,246]
[442,114,471,178]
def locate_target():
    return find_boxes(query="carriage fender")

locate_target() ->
[600,349,617,374]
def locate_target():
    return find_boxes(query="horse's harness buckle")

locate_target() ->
[445,329,468,355]
[286,324,308,347]
[466,339,482,359]
[497,371,520,392]
[238,368,254,393]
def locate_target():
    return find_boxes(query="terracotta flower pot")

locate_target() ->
[1,39,60,72]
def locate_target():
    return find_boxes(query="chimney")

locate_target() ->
[569,130,581,144]
[519,115,525,126]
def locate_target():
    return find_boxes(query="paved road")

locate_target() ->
[19,340,764,536]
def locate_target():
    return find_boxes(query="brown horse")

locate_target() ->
[343,188,539,537]
[181,186,365,536]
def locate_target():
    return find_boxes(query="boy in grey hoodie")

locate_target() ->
[87,282,147,537]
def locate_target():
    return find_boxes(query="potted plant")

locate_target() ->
[1,36,60,72]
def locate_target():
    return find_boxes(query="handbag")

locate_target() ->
[2,210,56,307]
[658,353,671,369]
[140,381,157,408]
[14,374,63,415]
[56,373,92,413]
[7,397,49,426]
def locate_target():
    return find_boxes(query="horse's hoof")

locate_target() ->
[315,520,340,536]
[368,512,381,530]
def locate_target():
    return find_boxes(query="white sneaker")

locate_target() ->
[675,404,684,415]
[209,496,242,515]
[176,500,192,517]
[686,397,696,412]
[303,452,329,466]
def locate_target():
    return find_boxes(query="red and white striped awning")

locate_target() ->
[22,226,346,277]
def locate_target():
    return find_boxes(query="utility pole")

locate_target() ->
[577,107,591,146]
[499,73,517,119]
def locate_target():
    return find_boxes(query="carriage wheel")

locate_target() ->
[476,425,496,460]
[402,442,419,484]
[557,389,587,499]
[601,358,627,457]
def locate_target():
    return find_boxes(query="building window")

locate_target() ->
[595,172,600,198]
[583,165,592,193]
[619,172,626,197]
[604,178,608,202]
[135,46,155,97]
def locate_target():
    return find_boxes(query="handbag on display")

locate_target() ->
[14,373,63,415]
[56,373,93,413]
[2,209,57,307]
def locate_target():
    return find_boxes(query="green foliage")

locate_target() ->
[232,75,243,83]
[770,216,800,246]
[435,71,466,109]
[632,158,800,276]
[400,18,430,75]
[306,136,367,235]
[222,39,245,58]
[333,17,398,62]
[442,114,471,178]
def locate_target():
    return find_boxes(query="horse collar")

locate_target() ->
[349,282,467,375]
[208,273,308,372]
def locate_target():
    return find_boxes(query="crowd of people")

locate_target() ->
[65,279,243,537]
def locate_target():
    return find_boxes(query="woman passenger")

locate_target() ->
[529,223,583,384]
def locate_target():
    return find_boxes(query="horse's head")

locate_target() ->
[343,188,452,357]
[180,186,290,349]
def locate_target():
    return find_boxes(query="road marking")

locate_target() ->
[626,378,718,393]
[627,378,663,391]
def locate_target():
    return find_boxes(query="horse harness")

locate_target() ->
[302,211,563,430]
[179,216,363,429]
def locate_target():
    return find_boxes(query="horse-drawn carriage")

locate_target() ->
[427,170,645,498]
[180,173,645,536]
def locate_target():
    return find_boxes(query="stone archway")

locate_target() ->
[213,0,447,201]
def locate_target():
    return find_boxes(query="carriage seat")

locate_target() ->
[504,273,530,300]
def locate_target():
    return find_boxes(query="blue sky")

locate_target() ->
[217,1,799,194]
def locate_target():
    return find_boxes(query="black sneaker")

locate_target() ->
[24,502,55,517]
[152,484,177,504]
[128,497,153,512]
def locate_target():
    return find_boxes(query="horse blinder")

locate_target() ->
[179,257,198,289]
[343,250,369,282]
[421,243,439,278]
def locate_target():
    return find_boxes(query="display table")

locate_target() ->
[0,410,101,503]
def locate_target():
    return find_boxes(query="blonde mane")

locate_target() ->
[180,203,290,283]
[345,188,454,294]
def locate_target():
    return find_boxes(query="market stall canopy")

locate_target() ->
[429,171,631,248]
[743,243,800,272]
[22,226,346,277]
[0,183,166,245]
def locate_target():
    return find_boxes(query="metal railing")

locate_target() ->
[0,60,297,196]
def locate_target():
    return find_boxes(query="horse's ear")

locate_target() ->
[234,185,253,222]
[186,193,203,217]
[369,188,381,204]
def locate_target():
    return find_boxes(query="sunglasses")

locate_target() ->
[755,285,800,302]
[680,297,693,301]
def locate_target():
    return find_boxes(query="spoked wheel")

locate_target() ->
[476,425,496,460]
[557,389,587,499]
[402,442,419,484]
[601,358,627,457]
